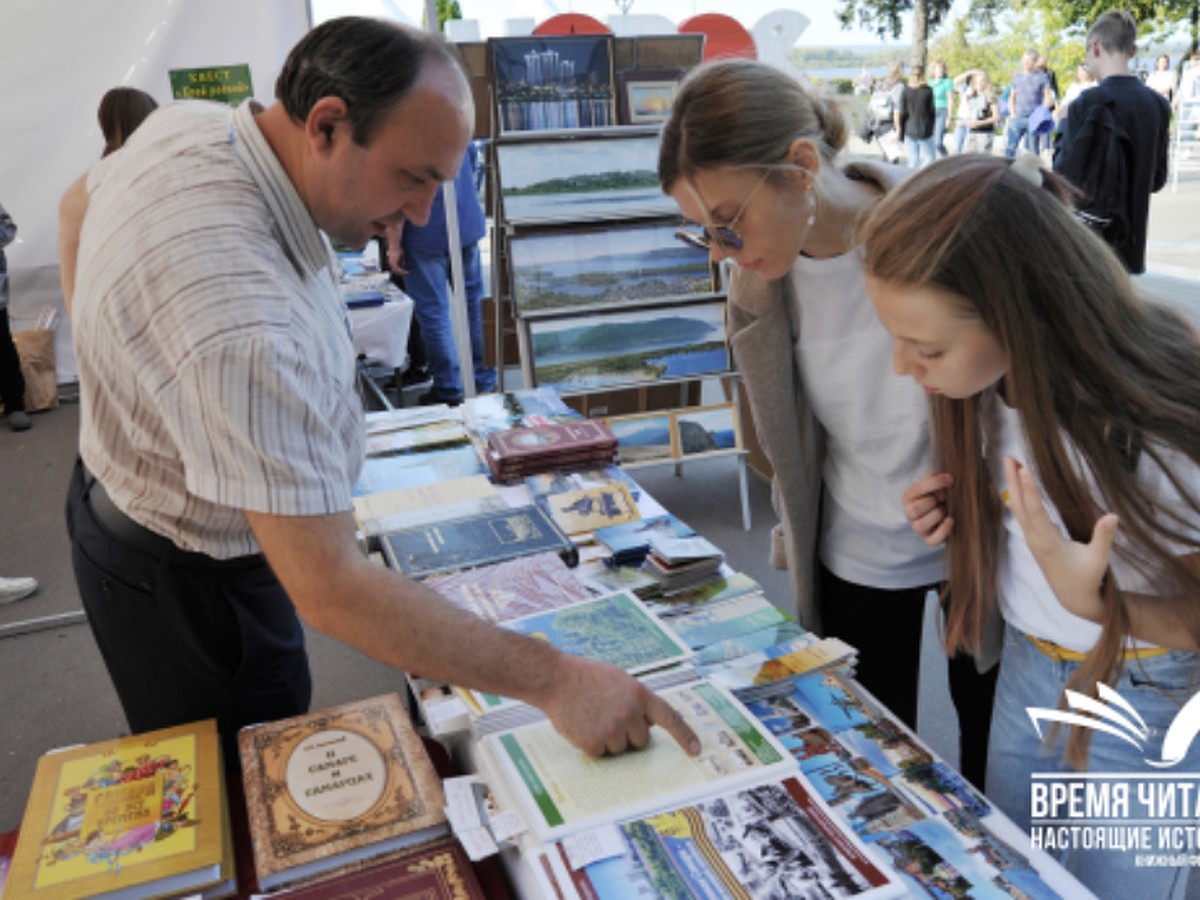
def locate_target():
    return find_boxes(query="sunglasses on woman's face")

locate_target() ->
[675,170,772,252]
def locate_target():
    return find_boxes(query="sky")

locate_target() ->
[309,0,917,46]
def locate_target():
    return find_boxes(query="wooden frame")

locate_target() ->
[605,411,676,464]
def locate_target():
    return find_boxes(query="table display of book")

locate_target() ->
[5,719,235,900]
[237,693,449,893]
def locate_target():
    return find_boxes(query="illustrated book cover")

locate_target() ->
[6,718,234,900]
[423,550,592,624]
[479,679,797,843]
[594,513,696,566]
[533,774,903,900]
[237,693,448,892]
[540,481,640,537]
[380,505,578,579]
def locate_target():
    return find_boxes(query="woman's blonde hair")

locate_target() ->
[657,59,847,193]
[862,155,1200,767]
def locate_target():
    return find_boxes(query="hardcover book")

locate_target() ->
[6,719,234,900]
[260,837,485,900]
[534,775,902,900]
[540,481,640,536]
[485,420,618,480]
[380,505,579,579]
[237,693,448,892]
[479,679,797,843]
[424,550,592,624]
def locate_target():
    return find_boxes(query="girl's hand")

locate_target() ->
[1003,456,1117,623]
[903,472,955,546]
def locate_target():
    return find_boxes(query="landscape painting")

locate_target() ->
[606,413,674,464]
[527,300,730,393]
[491,35,615,134]
[496,135,676,223]
[509,222,714,316]
[674,404,740,456]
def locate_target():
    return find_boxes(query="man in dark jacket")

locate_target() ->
[1054,9,1170,273]
[0,203,30,432]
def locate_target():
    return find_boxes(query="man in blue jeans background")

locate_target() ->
[1004,50,1051,157]
[387,141,496,405]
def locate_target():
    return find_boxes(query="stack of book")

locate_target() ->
[594,513,697,566]
[640,533,725,592]
[484,420,618,482]
[237,693,453,893]
[6,719,236,900]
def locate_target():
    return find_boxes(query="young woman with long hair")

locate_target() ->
[862,152,1200,897]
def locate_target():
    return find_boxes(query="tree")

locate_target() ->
[837,0,956,69]
[423,0,461,32]
[613,0,636,14]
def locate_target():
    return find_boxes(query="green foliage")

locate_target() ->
[423,0,461,31]
[837,0,955,40]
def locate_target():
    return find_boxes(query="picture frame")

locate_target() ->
[525,299,731,394]
[490,35,617,134]
[673,403,741,457]
[625,79,679,124]
[495,134,675,224]
[508,220,715,317]
[605,411,676,464]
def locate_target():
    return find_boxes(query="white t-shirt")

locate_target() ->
[788,246,945,589]
[989,393,1199,652]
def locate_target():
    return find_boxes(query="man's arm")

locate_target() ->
[245,508,700,757]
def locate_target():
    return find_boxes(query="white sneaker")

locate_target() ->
[0,576,38,605]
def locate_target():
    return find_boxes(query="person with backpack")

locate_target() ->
[1053,10,1170,273]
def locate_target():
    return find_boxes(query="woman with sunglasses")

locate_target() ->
[658,58,999,789]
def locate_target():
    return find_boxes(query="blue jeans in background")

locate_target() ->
[403,240,497,402]
[986,624,1200,899]
[933,107,950,157]
[1004,115,1032,157]
[904,135,936,169]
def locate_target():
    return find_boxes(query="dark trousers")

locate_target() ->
[817,563,998,791]
[65,460,311,765]
[0,307,26,414]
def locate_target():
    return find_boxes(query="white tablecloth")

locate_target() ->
[347,288,414,370]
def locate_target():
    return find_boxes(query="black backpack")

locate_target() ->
[1054,99,1132,245]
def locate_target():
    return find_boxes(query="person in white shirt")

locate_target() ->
[658,59,1000,790]
[67,17,698,766]
[863,152,1200,899]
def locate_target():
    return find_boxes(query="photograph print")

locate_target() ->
[605,413,674,464]
[491,34,616,134]
[673,403,740,457]
[508,221,714,316]
[496,135,676,224]
[527,299,730,393]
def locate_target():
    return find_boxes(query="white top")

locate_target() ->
[990,393,1199,652]
[73,100,364,558]
[788,246,945,589]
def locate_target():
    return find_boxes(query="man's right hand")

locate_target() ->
[538,655,701,758]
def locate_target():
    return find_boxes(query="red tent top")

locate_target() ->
[533,13,611,35]
[677,13,756,61]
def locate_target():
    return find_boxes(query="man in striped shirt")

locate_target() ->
[67,17,697,764]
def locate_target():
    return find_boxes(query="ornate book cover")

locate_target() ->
[424,550,591,624]
[264,837,485,900]
[6,719,233,900]
[486,420,617,465]
[237,693,448,892]
[380,505,578,579]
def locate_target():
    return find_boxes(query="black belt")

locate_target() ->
[84,471,266,571]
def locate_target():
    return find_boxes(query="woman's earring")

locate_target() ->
[806,186,818,227]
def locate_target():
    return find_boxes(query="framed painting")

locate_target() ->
[673,403,741,457]
[525,299,731,394]
[605,412,676,464]
[625,79,679,123]
[495,134,674,224]
[490,35,616,134]
[508,220,715,317]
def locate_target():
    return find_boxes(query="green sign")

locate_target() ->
[168,64,253,106]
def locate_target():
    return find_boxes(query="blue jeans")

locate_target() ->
[953,123,969,154]
[904,135,936,169]
[986,624,1200,899]
[403,240,497,400]
[933,107,949,157]
[1004,115,1032,157]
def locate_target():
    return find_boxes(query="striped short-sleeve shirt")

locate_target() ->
[74,100,364,559]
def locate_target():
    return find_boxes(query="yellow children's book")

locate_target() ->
[6,718,234,900]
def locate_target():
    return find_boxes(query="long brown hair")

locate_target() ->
[862,155,1200,766]
[98,87,158,156]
